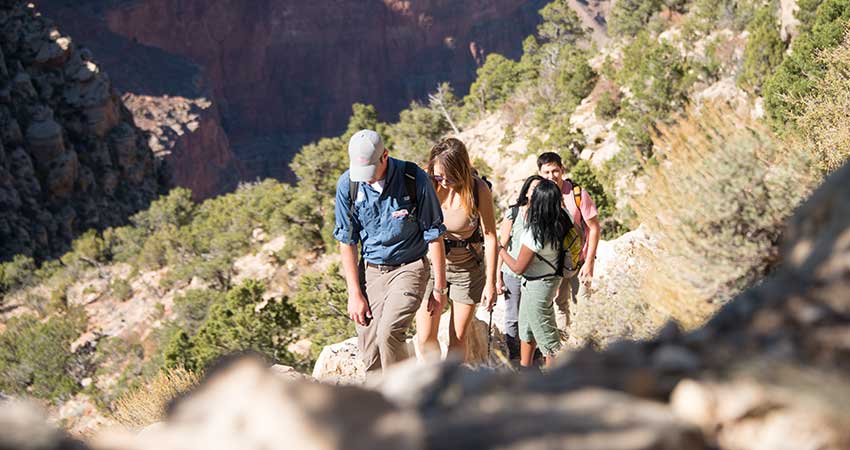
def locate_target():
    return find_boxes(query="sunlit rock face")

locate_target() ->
[0,1,165,261]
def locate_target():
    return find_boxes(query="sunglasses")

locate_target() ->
[431,174,456,185]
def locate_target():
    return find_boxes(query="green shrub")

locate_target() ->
[0,254,37,296]
[609,0,663,37]
[614,32,691,159]
[164,279,300,372]
[290,263,353,361]
[738,5,786,94]
[386,101,452,166]
[794,29,850,174]
[172,288,226,332]
[0,308,87,401]
[687,0,759,33]
[464,54,525,115]
[109,277,133,302]
[763,0,850,127]
[594,90,621,120]
[537,0,586,45]
[86,335,145,410]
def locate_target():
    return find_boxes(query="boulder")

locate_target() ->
[425,387,706,450]
[671,378,846,450]
[0,399,89,450]
[104,356,423,450]
[311,337,366,384]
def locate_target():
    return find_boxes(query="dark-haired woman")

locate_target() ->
[496,175,544,361]
[498,179,569,368]
[415,138,498,361]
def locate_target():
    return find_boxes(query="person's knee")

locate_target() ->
[377,325,400,345]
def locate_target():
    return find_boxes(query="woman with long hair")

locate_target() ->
[496,175,544,362]
[415,138,497,361]
[498,179,570,368]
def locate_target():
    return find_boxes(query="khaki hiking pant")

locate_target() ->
[357,257,429,379]
[554,263,590,334]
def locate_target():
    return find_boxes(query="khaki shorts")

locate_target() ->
[424,257,486,305]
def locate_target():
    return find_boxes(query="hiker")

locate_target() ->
[537,152,600,334]
[498,179,573,367]
[415,138,497,361]
[496,175,544,362]
[333,129,448,380]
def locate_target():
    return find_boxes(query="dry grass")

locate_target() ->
[629,104,815,328]
[796,29,850,175]
[111,366,200,429]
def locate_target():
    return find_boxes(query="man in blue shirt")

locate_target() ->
[334,129,447,379]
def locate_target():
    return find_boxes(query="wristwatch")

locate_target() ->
[434,286,448,296]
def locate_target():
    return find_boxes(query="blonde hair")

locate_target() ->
[428,138,476,219]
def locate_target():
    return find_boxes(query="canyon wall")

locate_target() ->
[101,0,547,180]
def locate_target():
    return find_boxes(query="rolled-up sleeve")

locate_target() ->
[415,168,446,242]
[333,172,360,245]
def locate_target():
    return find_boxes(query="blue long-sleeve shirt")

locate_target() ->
[333,157,445,265]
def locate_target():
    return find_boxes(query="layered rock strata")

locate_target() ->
[0,1,165,261]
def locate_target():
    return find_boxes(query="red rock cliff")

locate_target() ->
[102,0,547,179]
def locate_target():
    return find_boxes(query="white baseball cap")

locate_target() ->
[348,129,385,182]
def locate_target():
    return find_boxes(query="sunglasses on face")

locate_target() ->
[431,174,456,185]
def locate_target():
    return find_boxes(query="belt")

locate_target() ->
[365,256,426,274]
[446,239,477,248]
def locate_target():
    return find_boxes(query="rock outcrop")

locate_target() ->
[0,1,165,261]
[122,94,241,200]
[33,2,243,200]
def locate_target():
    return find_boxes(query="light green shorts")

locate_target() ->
[518,276,563,356]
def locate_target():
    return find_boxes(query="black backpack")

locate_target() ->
[347,161,419,243]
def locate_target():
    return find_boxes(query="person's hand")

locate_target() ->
[579,262,594,286]
[348,292,372,326]
[495,273,505,295]
[482,283,497,312]
[428,290,447,316]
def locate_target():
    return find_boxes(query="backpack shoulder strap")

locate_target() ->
[565,178,581,211]
[348,180,359,242]
[473,178,480,210]
[403,161,418,214]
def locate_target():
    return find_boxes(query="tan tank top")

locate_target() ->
[442,185,482,265]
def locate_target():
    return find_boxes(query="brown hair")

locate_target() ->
[428,138,476,219]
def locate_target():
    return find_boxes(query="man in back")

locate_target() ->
[334,129,448,380]
[537,152,601,337]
